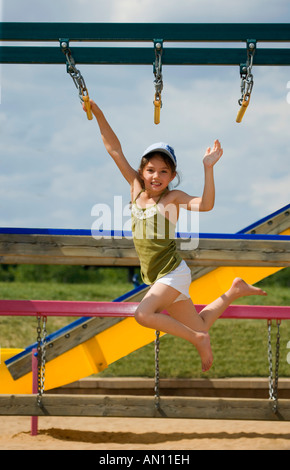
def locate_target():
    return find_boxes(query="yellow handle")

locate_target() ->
[236,97,250,123]
[154,96,161,125]
[82,95,93,121]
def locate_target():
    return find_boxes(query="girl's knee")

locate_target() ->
[198,312,210,332]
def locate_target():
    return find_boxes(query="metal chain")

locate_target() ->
[153,41,163,106]
[60,41,89,102]
[36,316,42,405]
[238,41,256,106]
[37,316,47,407]
[274,320,281,411]
[154,330,161,411]
[267,320,274,401]
[267,319,281,413]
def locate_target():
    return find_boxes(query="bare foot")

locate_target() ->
[230,277,267,300]
[194,331,214,373]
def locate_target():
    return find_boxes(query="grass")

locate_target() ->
[0,280,289,379]
[0,281,132,348]
[99,317,290,379]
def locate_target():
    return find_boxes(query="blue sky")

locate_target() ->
[0,0,289,234]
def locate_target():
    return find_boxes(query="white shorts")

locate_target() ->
[155,260,191,303]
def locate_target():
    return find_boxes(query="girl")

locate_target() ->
[85,100,267,373]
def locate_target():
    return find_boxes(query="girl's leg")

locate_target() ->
[135,277,266,372]
[134,282,213,372]
[199,277,267,331]
[167,277,267,333]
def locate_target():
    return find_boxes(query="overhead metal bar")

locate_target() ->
[1,22,290,42]
[1,22,289,124]
[1,22,290,66]
[1,46,290,65]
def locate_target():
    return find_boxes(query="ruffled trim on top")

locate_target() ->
[131,203,158,220]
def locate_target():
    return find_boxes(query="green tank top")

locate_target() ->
[131,190,182,285]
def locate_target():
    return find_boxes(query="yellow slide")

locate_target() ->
[0,223,289,394]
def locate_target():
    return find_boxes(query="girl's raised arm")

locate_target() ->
[173,140,223,212]
[88,100,137,185]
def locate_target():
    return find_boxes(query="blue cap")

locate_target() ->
[142,142,177,167]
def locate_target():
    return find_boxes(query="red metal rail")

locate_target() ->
[0,300,289,320]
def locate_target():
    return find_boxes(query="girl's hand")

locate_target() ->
[203,140,223,168]
[82,98,99,115]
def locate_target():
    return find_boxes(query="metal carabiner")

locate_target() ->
[236,40,256,124]
[60,39,93,121]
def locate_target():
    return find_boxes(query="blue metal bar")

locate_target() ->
[238,204,290,234]
[0,227,289,240]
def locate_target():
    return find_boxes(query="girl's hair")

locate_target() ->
[138,152,181,189]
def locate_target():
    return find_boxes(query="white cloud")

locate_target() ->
[111,0,290,22]
[3,0,290,23]
[247,174,290,213]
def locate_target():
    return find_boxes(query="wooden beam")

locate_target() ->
[0,233,289,267]
[47,377,290,399]
[183,237,290,267]
[241,207,290,235]
[0,394,289,421]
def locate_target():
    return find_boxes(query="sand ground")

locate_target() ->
[1,415,290,450]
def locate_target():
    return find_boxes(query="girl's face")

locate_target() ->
[140,154,176,194]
